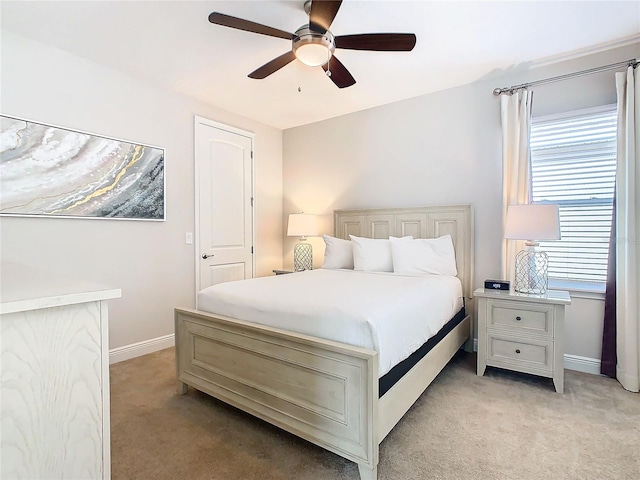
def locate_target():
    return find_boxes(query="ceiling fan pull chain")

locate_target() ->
[326,48,332,77]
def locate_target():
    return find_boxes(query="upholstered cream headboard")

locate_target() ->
[334,205,474,300]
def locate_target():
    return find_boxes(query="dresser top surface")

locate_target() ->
[1,262,121,314]
[473,287,571,305]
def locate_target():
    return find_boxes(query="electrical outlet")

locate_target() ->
[185,232,193,245]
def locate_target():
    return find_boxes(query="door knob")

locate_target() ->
[202,254,214,259]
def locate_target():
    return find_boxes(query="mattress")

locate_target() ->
[197,269,463,377]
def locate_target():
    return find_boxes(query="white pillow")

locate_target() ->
[322,235,354,269]
[350,235,412,272]
[390,235,458,276]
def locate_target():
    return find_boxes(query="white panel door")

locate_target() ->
[195,117,254,295]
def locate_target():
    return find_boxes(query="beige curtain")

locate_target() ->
[615,66,640,393]
[500,90,533,284]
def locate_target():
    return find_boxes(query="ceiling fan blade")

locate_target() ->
[335,33,417,51]
[248,51,296,79]
[309,0,342,33]
[208,12,293,40]
[322,55,356,89]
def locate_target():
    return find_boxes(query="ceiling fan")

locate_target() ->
[208,0,417,88]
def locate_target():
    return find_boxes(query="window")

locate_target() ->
[530,105,617,290]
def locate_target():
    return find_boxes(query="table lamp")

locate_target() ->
[504,204,560,294]
[287,213,318,271]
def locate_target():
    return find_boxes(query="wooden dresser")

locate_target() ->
[0,262,121,479]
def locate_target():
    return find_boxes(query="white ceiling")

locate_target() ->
[2,1,639,129]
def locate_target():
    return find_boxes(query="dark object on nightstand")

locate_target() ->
[273,269,294,275]
[484,279,510,291]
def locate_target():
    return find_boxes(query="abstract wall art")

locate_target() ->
[0,115,165,220]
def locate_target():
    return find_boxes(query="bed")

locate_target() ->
[175,205,474,480]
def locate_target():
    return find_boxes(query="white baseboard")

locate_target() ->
[564,354,602,375]
[109,333,175,365]
[472,338,601,375]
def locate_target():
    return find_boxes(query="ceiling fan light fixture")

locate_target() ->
[295,43,331,66]
[292,25,335,67]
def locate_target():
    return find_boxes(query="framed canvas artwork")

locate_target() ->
[0,115,165,220]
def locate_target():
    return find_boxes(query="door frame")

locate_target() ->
[194,116,255,305]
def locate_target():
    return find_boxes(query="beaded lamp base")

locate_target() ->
[514,249,549,294]
[293,242,313,271]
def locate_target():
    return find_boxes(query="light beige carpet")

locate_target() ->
[110,348,639,480]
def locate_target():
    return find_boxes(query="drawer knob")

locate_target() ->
[515,349,521,354]
[516,316,522,321]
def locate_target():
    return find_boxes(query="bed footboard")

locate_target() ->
[175,307,379,477]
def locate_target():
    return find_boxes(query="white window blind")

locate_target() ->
[530,106,617,285]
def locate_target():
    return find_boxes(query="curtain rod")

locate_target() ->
[492,58,639,96]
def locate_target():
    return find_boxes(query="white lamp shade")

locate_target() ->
[504,204,560,241]
[287,213,318,237]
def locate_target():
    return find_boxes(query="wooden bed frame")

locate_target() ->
[175,205,474,480]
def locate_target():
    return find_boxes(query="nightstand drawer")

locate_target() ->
[487,334,553,372]
[487,300,554,336]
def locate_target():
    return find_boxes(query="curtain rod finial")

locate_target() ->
[493,88,503,96]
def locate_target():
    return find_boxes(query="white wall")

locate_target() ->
[283,42,639,362]
[0,32,283,351]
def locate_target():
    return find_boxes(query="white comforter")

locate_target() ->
[197,269,463,377]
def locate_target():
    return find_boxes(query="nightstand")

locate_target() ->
[272,269,295,275]
[475,287,571,393]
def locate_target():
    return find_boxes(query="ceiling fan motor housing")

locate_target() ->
[292,25,336,66]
